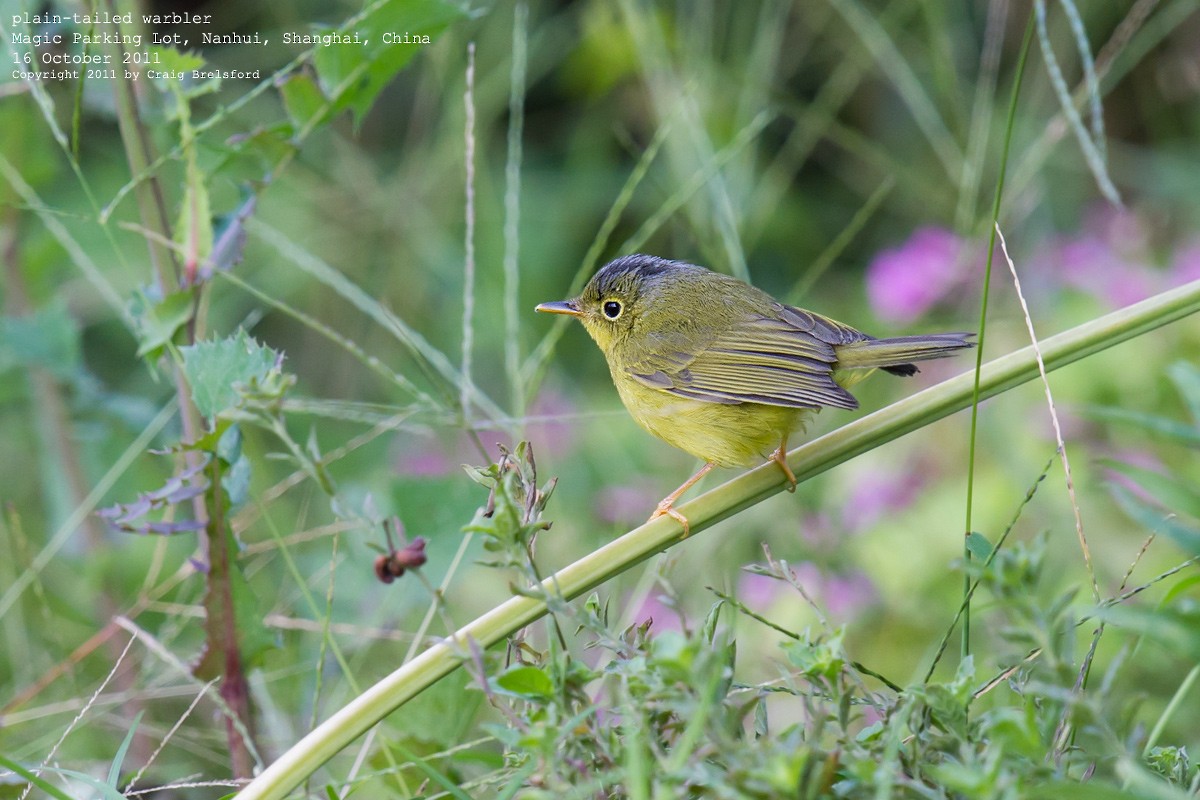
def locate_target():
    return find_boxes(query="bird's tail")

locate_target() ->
[835,333,975,376]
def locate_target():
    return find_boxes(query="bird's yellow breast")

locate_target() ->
[611,369,813,467]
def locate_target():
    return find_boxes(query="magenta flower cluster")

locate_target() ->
[866,226,970,324]
[864,207,1200,322]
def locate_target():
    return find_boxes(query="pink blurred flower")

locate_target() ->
[594,482,663,526]
[1059,234,1157,307]
[1171,239,1200,286]
[823,571,878,620]
[737,572,785,609]
[392,431,458,476]
[1051,204,1200,306]
[841,464,928,531]
[631,593,683,633]
[526,386,580,460]
[797,512,838,551]
[790,562,878,621]
[867,227,970,324]
[1083,204,1149,257]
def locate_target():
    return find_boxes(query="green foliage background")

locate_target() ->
[1,0,1199,797]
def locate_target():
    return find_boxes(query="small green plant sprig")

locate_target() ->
[463,441,558,583]
[460,444,1200,799]
[457,443,846,798]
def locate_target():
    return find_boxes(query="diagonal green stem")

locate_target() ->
[237,278,1200,800]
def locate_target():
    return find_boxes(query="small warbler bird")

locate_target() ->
[536,254,973,534]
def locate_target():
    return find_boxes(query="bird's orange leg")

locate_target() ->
[772,436,798,492]
[650,462,715,537]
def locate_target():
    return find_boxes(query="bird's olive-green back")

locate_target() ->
[575,255,868,412]
[544,254,974,465]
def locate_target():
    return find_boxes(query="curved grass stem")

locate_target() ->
[238,278,1200,800]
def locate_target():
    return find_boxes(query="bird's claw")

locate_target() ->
[772,449,798,493]
[650,503,691,537]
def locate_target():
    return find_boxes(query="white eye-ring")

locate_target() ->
[602,299,623,319]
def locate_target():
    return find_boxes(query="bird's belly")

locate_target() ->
[615,378,811,467]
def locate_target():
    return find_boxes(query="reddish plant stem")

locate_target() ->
[205,456,258,779]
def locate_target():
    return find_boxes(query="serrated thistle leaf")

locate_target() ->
[181,330,281,419]
[146,46,206,90]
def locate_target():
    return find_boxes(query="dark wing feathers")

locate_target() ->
[628,306,863,410]
[778,305,868,345]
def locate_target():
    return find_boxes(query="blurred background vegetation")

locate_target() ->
[2,0,1199,795]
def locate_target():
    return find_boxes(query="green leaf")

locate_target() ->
[1167,361,1200,427]
[0,299,80,379]
[279,73,329,130]
[164,50,215,286]
[1118,759,1197,799]
[1103,461,1200,522]
[106,711,144,787]
[782,628,845,681]
[312,0,466,126]
[132,289,194,359]
[1146,745,1192,786]
[224,455,252,508]
[148,47,219,100]
[1082,405,1200,447]
[216,423,251,507]
[379,738,474,800]
[148,47,205,83]
[1097,604,1200,662]
[1110,484,1200,555]
[650,630,698,678]
[181,330,280,418]
[753,697,768,738]
[701,600,724,644]
[0,753,76,800]
[0,758,137,800]
[184,417,235,453]
[216,423,243,464]
[965,531,993,560]
[1163,573,1200,605]
[492,665,555,700]
[220,124,297,177]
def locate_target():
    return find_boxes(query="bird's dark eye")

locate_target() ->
[602,300,623,320]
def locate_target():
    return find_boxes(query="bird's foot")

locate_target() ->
[648,462,713,537]
[772,442,797,492]
[650,502,691,537]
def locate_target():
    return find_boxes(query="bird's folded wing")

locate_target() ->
[628,309,861,410]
